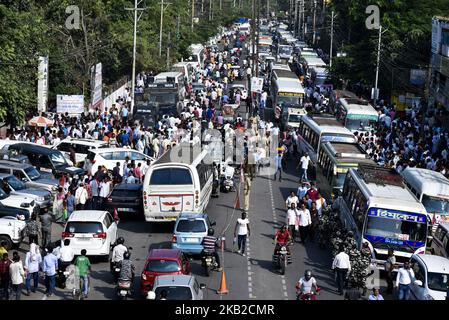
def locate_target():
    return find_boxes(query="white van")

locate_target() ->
[62,210,118,259]
[401,167,449,231]
[53,138,109,166]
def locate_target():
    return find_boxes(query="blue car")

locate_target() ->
[171,213,216,255]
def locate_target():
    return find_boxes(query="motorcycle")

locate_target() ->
[116,278,133,300]
[220,165,235,192]
[64,265,82,300]
[272,243,292,275]
[296,286,321,300]
[201,251,219,277]
[111,261,122,282]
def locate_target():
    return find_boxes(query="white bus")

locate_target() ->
[401,168,449,230]
[296,115,358,163]
[337,164,428,269]
[272,78,305,109]
[171,62,194,83]
[335,98,379,133]
[142,143,213,222]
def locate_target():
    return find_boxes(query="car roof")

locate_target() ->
[113,183,142,191]
[88,147,140,153]
[154,275,195,287]
[0,160,30,169]
[148,249,182,260]
[413,254,449,274]
[178,212,208,220]
[60,138,108,147]
[68,210,109,222]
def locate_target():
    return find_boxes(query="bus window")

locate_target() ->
[310,131,319,151]
[150,168,193,185]
[352,190,367,230]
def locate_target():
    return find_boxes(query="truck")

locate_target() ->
[0,217,26,249]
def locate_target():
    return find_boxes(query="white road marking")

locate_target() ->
[269,179,289,300]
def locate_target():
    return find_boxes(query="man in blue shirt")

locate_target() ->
[43,245,59,297]
[121,130,129,147]
[273,152,283,182]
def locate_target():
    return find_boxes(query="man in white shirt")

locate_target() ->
[59,239,75,271]
[286,203,299,242]
[298,153,311,181]
[285,190,299,210]
[396,261,415,300]
[332,246,351,295]
[297,202,311,244]
[75,183,88,210]
[233,212,251,256]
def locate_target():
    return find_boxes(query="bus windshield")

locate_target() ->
[150,94,177,105]
[321,133,357,144]
[288,114,302,123]
[422,195,449,214]
[278,96,300,107]
[365,209,427,243]
[346,118,378,131]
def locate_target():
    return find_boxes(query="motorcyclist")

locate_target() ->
[118,251,135,281]
[274,225,292,255]
[296,270,319,298]
[201,228,222,271]
[111,237,127,274]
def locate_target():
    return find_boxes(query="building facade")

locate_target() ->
[430,16,449,110]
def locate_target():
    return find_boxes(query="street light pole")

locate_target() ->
[159,0,171,57]
[191,0,195,32]
[312,0,316,45]
[329,10,335,68]
[374,25,382,106]
[125,0,147,114]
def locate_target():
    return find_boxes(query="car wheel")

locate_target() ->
[0,236,13,250]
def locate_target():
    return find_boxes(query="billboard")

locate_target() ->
[37,56,49,113]
[57,95,84,114]
[251,77,264,93]
[410,69,427,86]
[91,62,103,110]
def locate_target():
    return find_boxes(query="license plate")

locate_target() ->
[118,208,132,212]
[77,238,91,241]
[165,216,177,221]
[184,238,198,243]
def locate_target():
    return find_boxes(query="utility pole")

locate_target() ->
[312,0,316,45]
[329,10,335,68]
[267,0,269,19]
[191,0,195,31]
[159,0,171,57]
[167,32,171,69]
[256,0,260,77]
[294,0,298,37]
[374,25,383,106]
[301,0,305,40]
[125,0,147,114]
[202,0,204,13]
[220,0,222,11]
[209,0,212,21]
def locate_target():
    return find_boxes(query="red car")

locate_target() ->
[140,249,190,296]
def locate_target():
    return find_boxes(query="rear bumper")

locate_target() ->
[172,243,203,254]
[106,203,142,214]
[68,244,110,256]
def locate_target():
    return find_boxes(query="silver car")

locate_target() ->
[148,275,206,300]
[0,174,52,211]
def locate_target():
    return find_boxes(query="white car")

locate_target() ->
[0,216,26,249]
[62,210,118,260]
[87,148,154,176]
[410,254,449,300]
[0,187,37,219]
[53,138,109,166]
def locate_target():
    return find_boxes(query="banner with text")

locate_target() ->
[57,95,84,114]
[37,56,49,113]
[251,77,264,93]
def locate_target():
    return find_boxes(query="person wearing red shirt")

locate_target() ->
[306,182,319,202]
[0,252,12,300]
[274,225,292,255]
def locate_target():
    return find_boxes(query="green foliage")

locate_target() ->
[324,0,449,94]
[0,0,247,124]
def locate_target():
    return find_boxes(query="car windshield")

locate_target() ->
[66,222,104,234]
[146,260,181,273]
[154,286,192,300]
[321,133,357,144]
[346,118,378,131]
[5,176,26,191]
[112,189,141,198]
[365,215,427,243]
[427,272,449,292]
[0,188,7,200]
[24,167,41,181]
[279,47,292,55]
[422,195,449,214]
[50,152,68,166]
[176,219,207,233]
[150,168,193,185]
